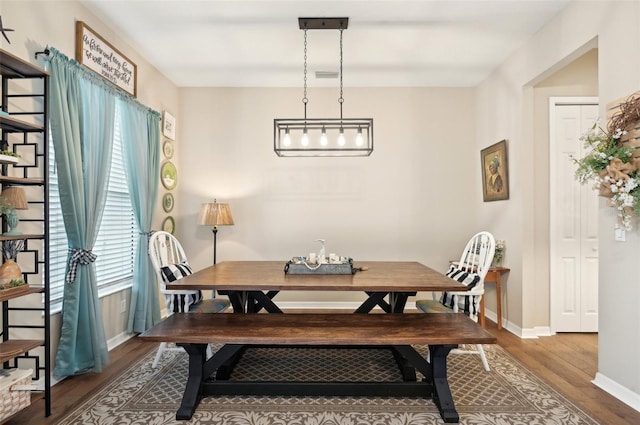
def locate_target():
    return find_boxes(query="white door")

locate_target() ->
[549,98,599,333]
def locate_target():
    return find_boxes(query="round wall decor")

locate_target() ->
[161,161,177,190]
[163,139,174,159]
[161,216,175,234]
[162,193,174,212]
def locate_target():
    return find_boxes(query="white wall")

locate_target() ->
[476,0,639,409]
[177,86,479,303]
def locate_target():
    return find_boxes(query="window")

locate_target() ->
[49,111,137,311]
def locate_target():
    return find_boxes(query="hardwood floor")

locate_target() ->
[7,319,640,425]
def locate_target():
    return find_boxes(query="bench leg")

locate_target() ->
[393,344,459,423]
[176,343,245,420]
[176,343,208,420]
[215,345,247,380]
[429,344,459,423]
[391,347,417,381]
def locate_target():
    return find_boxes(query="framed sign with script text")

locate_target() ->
[75,21,137,97]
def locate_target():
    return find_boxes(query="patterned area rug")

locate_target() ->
[56,344,599,425]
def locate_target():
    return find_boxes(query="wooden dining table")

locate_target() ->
[166,260,469,313]
[158,260,491,423]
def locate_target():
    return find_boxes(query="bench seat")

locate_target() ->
[140,312,496,424]
[140,312,496,346]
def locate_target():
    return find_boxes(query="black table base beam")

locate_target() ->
[202,380,433,398]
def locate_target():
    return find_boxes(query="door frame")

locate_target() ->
[548,96,599,334]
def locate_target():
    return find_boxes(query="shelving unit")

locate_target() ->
[0,49,50,420]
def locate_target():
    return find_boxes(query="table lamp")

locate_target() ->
[1,186,28,235]
[198,200,234,264]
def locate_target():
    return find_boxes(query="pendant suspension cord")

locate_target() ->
[339,27,344,121]
[303,27,308,122]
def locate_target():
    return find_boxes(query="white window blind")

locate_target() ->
[49,112,136,311]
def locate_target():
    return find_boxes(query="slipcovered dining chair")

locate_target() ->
[148,231,230,367]
[415,231,496,371]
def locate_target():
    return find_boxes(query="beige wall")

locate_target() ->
[2,0,180,355]
[476,0,639,407]
[178,86,479,304]
[5,0,639,410]
[528,49,598,327]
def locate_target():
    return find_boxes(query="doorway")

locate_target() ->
[549,97,599,333]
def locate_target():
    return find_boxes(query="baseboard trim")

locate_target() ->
[107,330,134,351]
[593,372,640,412]
[482,309,552,338]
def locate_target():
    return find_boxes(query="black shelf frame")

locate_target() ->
[0,48,50,418]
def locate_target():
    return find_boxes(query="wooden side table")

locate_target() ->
[480,266,509,330]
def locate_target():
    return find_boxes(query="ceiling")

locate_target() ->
[79,0,569,88]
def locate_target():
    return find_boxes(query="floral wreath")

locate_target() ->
[575,93,640,230]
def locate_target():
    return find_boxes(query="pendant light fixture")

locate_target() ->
[274,17,373,157]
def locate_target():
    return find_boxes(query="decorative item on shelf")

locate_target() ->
[0,186,27,235]
[493,240,505,267]
[0,239,24,287]
[274,17,373,157]
[574,122,640,231]
[0,150,19,164]
[0,368,34,422]
[198,200,234,264]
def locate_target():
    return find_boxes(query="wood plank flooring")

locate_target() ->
[7,318,640,425]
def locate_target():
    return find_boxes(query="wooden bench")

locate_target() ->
[140,313,496,423]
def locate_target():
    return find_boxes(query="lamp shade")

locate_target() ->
[198,201,234,227]
[1,186,28,210]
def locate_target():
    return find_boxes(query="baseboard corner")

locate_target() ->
[592,372,640,412]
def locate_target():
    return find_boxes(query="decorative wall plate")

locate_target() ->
[160,161,177,190]
[162,193,174,213]
[162,216,175,234]
[162,139,174,159]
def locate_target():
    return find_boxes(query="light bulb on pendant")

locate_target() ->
[301,128,309,146]
[338,127,346,146]
[355,127,363,146]
[283,128,291,146]
[320,127,328,146]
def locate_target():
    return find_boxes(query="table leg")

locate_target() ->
[388,292,415,313]
[356,292,389,313]
[248,291,282,313]
[495,274,502,330]
[228,291,247,313]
